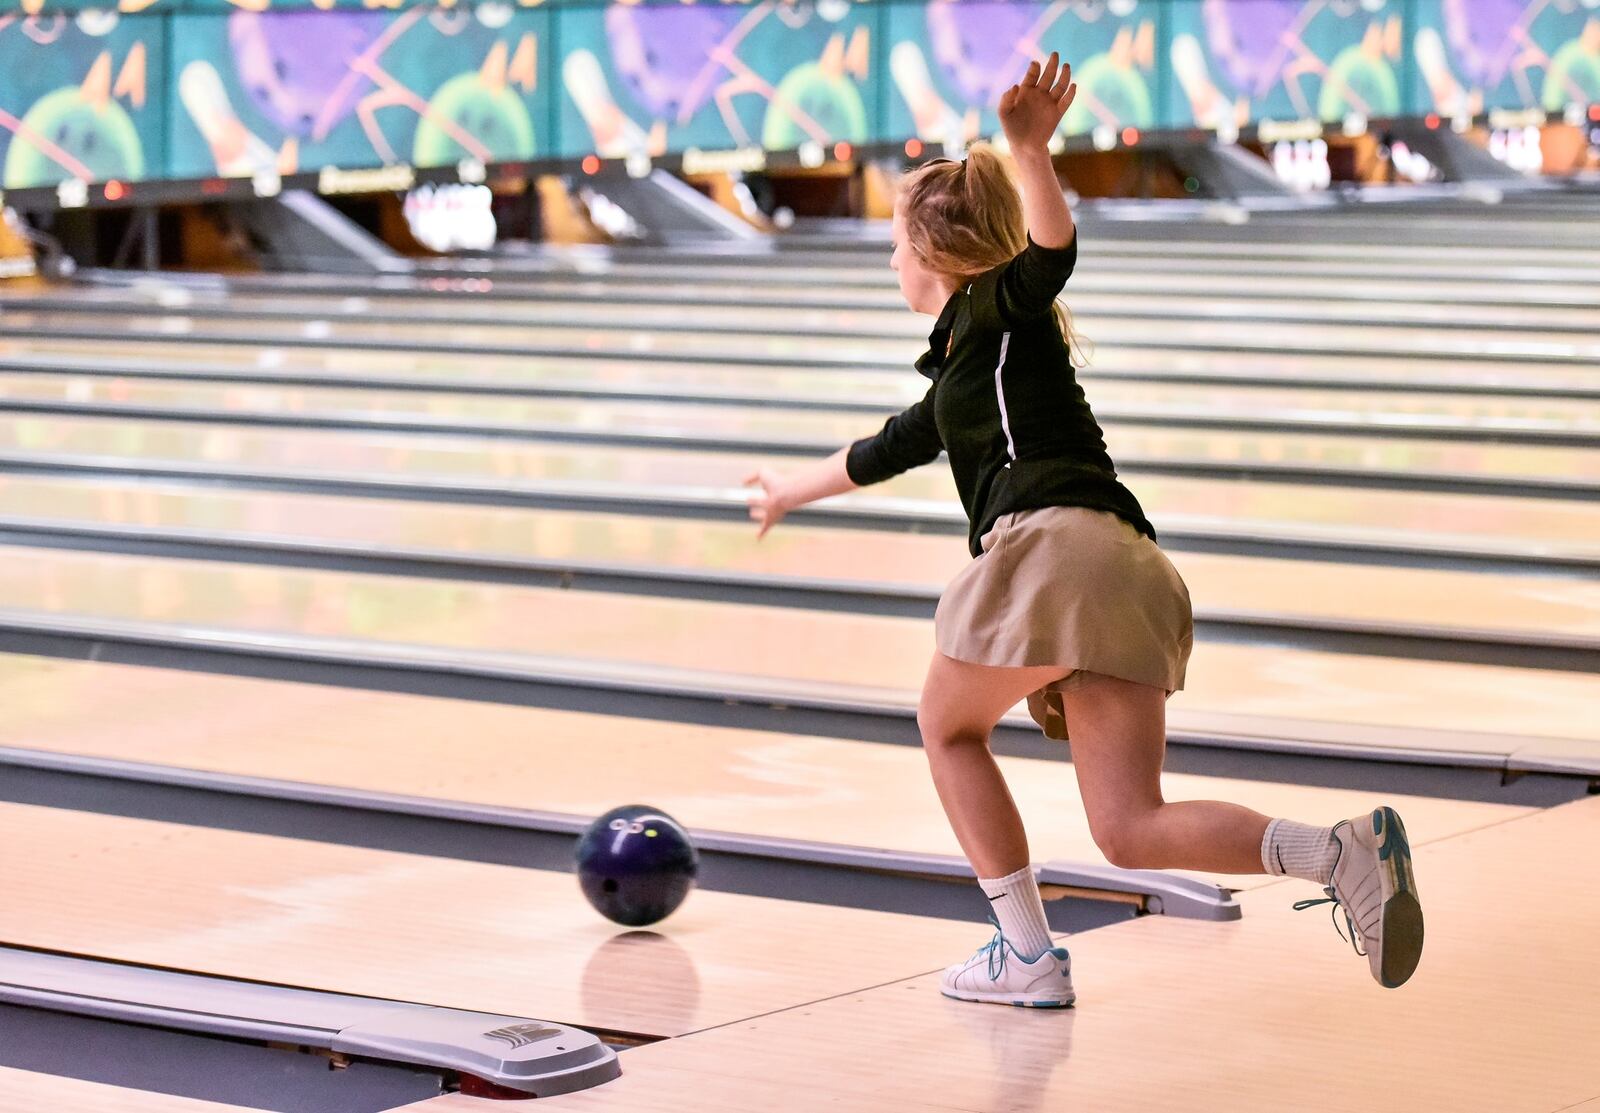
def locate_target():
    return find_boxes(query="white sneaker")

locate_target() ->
[1295,805,1424,988]
[939,929,1076,1008]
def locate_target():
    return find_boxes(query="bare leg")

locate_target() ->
[1062,673,1272,875]
[917,653,1070,879]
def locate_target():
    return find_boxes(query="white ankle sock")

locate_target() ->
[1262,818,1340,886]
[978,865,1055,961]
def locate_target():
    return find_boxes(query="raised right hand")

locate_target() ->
[999,52,1076,154]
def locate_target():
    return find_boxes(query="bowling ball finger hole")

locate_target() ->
[602,880,619,893]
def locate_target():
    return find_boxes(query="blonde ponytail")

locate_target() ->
[899,143,1090,368]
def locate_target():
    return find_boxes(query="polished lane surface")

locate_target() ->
[0,474,1590,647]
[0,414,1594,556]
[0,376,1591,491]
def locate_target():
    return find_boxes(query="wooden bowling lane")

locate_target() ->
[0,413,1593,558]
[0,1068,256,1113]
[19,283,1600,334]
[0,800,994,1038]
[516,797,1600,1113]
[1081,343,1600,397]
[0,337,925,408]
[16,287,929,343]
[0,377,1592,490]
[410,1082,919,1112]
[0,545,1595,752]
[418,247,1600,286]
[10,332,1600,400]
[0,655,1531,894]
[1086,235,1600,267]
[13,365,1600,443]
[0,373,877,452]
[409,1082,920,1112]
[202,267,1600,311]
[0,475,1594,651]
[5,306,1599,366]
[11,344,1600,441]
[0,307,917,366]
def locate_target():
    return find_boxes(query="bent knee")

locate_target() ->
[916,706,990,752]
[1090,815,1157,870]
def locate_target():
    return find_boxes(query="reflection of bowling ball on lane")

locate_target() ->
[413,72,536,165]
[3,88,144,188]
[762,61,867,150]
[1319,45,1400,119]
[1063,54,1154,134]
[580,930,702,1035]
[576,805,698,927]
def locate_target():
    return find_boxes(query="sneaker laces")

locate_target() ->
[1293,887,1367,958]
[972,915,1010,981]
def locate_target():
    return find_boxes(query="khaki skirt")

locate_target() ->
[934,506,1194,740]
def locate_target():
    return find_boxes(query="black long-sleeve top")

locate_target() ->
[845,233,1154,559]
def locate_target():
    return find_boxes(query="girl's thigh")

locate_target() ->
[1059,673,1169,825]
[917,653,1070,742]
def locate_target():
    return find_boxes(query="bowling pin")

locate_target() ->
[562,49,661,160]
[1171,32,1233,132]
[1414,27,1475,121]
[1273,140,1294,186]
[178,60,282,177]
[889,40,964,145]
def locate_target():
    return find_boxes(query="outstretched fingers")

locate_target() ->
[1051,62,1073,102]
[1038,52,1059,90]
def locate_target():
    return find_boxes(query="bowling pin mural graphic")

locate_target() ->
[562,0,869,157]
[1414,0,1600,117]
[179,60,296,179]
[2,49,147,189]
[890,1,1156,149]
[180,8,537,179]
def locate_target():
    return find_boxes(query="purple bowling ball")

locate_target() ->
[926,0,1044,108]
[1201,0,1306,97]
[1441,0,1528,88]
[229,10,386,138]
[604,6,746,123]
[575,805,698,927]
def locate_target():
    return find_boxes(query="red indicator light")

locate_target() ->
[833,141,853,162]
[1590,104,1600,122]
[103,180,126,201]
[1425,113,1441,129]
[905,138,923,158]
[1121,127,1140,146]
[581,155,601,175]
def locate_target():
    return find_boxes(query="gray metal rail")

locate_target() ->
[0,610,1589,805]
[0,746,1236,930]
[11,287,1598,338]
[0,398,1587,501]
[0,451,1590,576]
[2,317,1594,368]
[0,515,1591,674]
[0,948,618,1109]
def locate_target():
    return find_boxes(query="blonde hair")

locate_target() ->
[897,143,1090,367]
